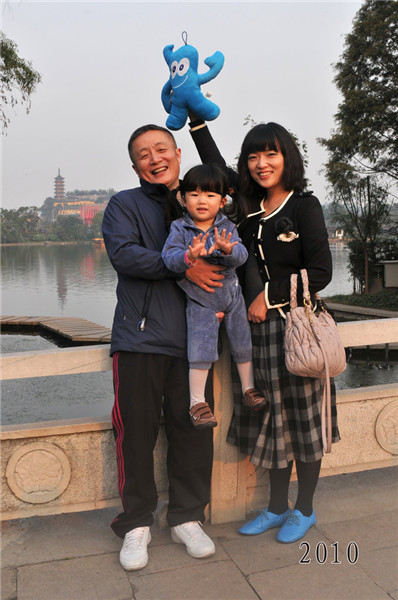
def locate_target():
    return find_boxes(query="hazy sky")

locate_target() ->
[2,0,362,210]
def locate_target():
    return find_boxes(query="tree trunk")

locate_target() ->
[364,246,369,294]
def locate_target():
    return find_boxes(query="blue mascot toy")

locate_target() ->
[161,33,224,131]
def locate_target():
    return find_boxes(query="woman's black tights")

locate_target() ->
[268,459,322,517]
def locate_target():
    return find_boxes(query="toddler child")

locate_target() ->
[162,164,267,428]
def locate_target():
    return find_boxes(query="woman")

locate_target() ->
[189,119,339,543]
[229,122,339,543]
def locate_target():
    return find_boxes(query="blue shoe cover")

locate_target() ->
[277,509,316,543]
[238,508,290,535]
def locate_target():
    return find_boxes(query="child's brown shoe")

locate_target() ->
[189,402,217,429]
[242,388,268,411]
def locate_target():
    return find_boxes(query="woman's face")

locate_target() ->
[247,146,285,192]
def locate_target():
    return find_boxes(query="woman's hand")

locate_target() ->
[248,291,267,323]
[186,258,225,292]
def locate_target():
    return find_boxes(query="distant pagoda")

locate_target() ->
[54,169,65,202]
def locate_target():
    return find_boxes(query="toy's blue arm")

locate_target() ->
[161,80,172,114]
[198,51,224,85]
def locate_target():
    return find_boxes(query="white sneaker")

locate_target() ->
[119,526,151,570]
[171,521,215,558]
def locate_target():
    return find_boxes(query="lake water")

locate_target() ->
[0,243,353,329]
[1,243,396,425]
[1,244,117,328]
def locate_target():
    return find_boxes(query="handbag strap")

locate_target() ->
[290,273,298,308]
[307,315,332,453]
[300,268,312,303]
[320,348,333,454]
[290,269,312,308]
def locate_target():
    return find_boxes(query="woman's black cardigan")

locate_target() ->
[189,121,332,309]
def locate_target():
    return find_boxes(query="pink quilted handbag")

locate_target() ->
[284,269,346,452]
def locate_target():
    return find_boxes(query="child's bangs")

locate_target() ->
[181,165,228,196]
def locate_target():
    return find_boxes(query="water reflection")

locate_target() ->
[336,362,396,390]
[323,244,352,296]
[1,245,117,327]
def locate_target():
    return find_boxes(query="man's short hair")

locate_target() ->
[128,125,177,164]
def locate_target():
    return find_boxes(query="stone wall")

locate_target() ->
[1,318,398,522]
[2,370,397,523]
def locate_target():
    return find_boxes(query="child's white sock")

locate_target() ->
[189,368,209,408]
[236,361,255,394]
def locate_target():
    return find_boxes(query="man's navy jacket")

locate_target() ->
[102,179,187,358]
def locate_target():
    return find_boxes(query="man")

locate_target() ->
[102,124,223,571]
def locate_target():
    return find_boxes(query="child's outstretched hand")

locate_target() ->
[208,228,238,255]
[187,232,209,261]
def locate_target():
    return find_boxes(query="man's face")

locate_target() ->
[131,130,181,190]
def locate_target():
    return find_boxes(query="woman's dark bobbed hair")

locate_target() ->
[237,122,307,211]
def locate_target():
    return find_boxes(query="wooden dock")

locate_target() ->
[0,316,111,344]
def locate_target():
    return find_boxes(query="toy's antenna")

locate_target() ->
[182,31,188,45]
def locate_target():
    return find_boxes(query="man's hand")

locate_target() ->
[186,258,225,292]
[248,291,267,323]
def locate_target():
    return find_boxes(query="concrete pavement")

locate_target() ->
[2,467,397,600]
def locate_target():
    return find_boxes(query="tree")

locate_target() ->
[40,197,56,223]
[1,32,42,131]
[53,216,87,241]
[331,176,390,293]
[319,1,398,183]
[89,212,104,239]
[0,206,40,242]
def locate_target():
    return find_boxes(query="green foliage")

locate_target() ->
[325,290,398,311]
[0,206,40,242]
[345,239,369,291]
[345,232,398,293]
[40,197,56,223]
[321,1,397,294]
[319,0,398,182]
[0,206,107,243]
[0,32,42,131]
[89,212,104,239]
[52,216,88,242]
[331,176,390,244]
[375,237,398,262]
[331,176,392,292]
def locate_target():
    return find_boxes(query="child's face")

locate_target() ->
[183,188,226,230]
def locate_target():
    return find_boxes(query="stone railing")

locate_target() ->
[1,318,397,523]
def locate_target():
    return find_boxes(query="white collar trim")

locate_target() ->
[246,207,265,219]
[259,190,294,221]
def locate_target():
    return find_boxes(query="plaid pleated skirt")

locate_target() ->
[227,315,340,469]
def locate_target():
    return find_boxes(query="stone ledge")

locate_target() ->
[0,417,112,440]
[327,302,398,318]
[1,382,397,522]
